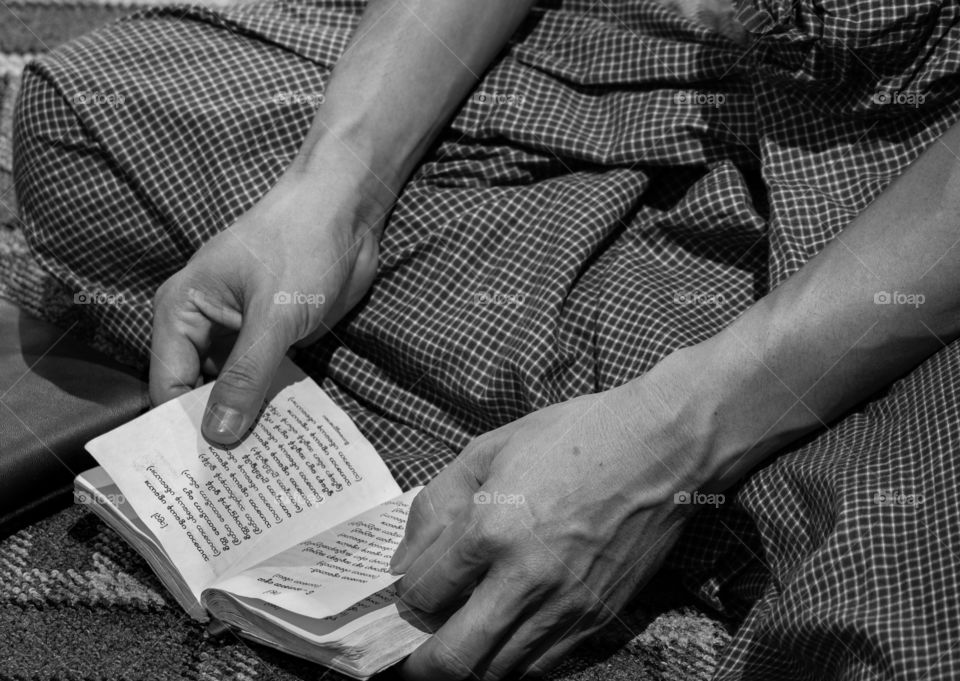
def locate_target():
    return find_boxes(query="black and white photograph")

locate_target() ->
[1,0,958,679]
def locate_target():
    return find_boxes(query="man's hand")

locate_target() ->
[149,161,383,445]
[390,356,715,680]
[148,0,538,446]
[388,111,960,681]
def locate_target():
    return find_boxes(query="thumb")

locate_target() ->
[201,302,292,445]
[390,435,499,574]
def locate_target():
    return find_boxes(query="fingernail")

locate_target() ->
[205,403,245,440]
[389,538,408,575]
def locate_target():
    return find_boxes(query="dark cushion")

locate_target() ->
[0,298,148,537]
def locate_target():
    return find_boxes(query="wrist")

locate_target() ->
[286,132,399,244]
[677,324,821,494]
[627,336,794,503]
[291,100,421,202]
[620,346,722,505]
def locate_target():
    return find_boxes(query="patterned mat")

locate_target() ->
[0,3,730,679]
[0,504,731,680]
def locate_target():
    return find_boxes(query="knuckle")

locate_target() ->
[467,511,511,556]
[480,660,513,681]
[569,591,600,616]
[560,583,601,616]
[218,356,263,394]
[423,643,473,680]
[510,557,548,589]
[270,305,315,346]
[399,584,442,614]
[468,514,498,552]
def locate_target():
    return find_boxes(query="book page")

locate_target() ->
[84,359,401,600]
[209,488,419,619]
[205,584,405,644]
[75,468,208,620]
[204,583,440,678]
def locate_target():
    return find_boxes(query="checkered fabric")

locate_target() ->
[10,0,960,678]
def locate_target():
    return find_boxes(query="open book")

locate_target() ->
[74,359,441,679]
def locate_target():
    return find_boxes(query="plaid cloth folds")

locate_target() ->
[11,0,960,678]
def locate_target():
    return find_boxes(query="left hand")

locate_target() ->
[390,357,717,680]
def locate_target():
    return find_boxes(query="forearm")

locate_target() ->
[669,120,960,491]
[290,0,535,230]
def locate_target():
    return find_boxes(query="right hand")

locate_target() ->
[149,159,388,445]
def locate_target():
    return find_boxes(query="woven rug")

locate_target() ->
[0,505,731,680]
[0,3,732,679]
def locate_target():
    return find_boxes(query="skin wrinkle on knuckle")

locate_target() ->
[505,554,555,594]
[281,308,317,347]
[563,589,603,624]
[479,656,522,681]
[400,582,442,613]
[421,641,474,681]
[258,295,306,335]
[219,356,263,394]
[468,509,514,559]
[153,290,199,341]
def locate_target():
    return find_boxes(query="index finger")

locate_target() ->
[391,438,499,574]
[148,285,210,406]
[396,509,488,614]
[401,562,528,681]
